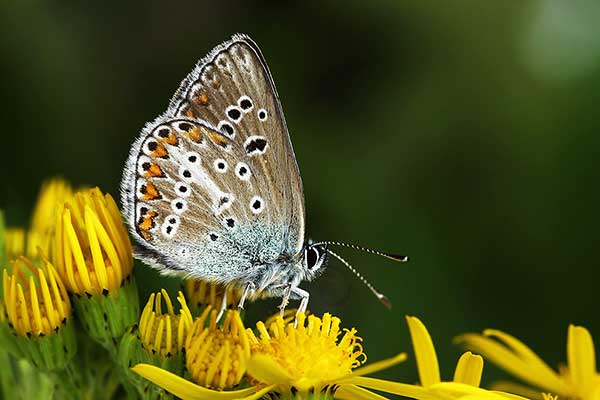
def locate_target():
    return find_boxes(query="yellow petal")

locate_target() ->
[337,376,436,400]
[456,333,569,396]
[336,384,390,400]
[490,381,545,400]
[131,364,258,400]
[430,382,530,400]
[353,353,407,377]
[453,352,483,387]
[406,316,441,386]
[567,324,596,397]
[483,329,564,387]
[246,354,293,385]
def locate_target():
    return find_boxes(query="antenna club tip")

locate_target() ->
[387,254,409,262]
[378,294,392,310]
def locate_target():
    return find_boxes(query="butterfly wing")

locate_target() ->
[121,35,305,283]
[168,34,305,251]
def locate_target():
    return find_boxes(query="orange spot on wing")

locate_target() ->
[197,93,209,105]
[144,163,164,178]
[188,127,202,143]
[185,109,196,118]
[142,182,161,201]
[151,142,168,158]
[207,131,228,147]
[160,133,178,146]
[138,210,157,232]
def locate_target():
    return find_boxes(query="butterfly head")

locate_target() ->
[302,242,328,279]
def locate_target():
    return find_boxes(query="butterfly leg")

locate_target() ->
[291,287,309,327]
[278,285,293,317]
[237,282,255,310]
[216,290,228,323]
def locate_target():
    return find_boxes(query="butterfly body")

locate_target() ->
[121,34,328,306]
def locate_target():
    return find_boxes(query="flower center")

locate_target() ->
[247,312,366,394]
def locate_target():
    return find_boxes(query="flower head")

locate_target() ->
[140,290,193,358]
[30,178,73,235]
[184,279,242,313]
[457,324,599,400]
[246,312,411,399]
[52,187,133,294]
[132,311,408,400]
[247,312,365,395]
[3,256,71,336]
[185,308,250,390]
[1,255,77,370]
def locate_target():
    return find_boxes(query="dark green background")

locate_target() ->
[2,0,599,389]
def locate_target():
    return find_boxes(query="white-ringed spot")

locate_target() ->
[238,95,254,113]
[179,166,194,182]
[214,159,228,173]
[225,105,243,123]
[217,121,236,139]
[174,182,191,198]
[161,215,180,238]
[184,151,201,165]
[235,162,251,181]
[249,195,265,214]
[171,198,188,215]
[257,108,268,121]
[244,136,268,156]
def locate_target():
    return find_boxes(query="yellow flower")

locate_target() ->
[52,187,133,294]
[139,290,193,358]
[377,316,531,400]
[457,324,599,400]
[3,179,73,262]
[5,228,29,260]
[30,178,73,236]
[3,256,71,336]
[132,312,409,400]
[133,309,262,399]
[185,279,242,312]
[246,312,412,399]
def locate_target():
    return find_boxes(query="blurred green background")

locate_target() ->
[2,0,600,388]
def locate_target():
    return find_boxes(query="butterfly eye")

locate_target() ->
[305,246,324,271]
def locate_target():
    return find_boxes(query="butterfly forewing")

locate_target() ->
[168,35,305,249]
[121,34,305,282]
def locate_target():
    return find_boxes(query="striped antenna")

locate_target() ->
[313,241,409,262]
[327,248,392,310]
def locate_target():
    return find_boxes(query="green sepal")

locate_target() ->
[73,276,140,352]
[0,317,77,371]
[118,326,184,400]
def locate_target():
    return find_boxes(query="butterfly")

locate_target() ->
[120,34,407,317]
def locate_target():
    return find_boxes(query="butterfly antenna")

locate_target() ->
[327,248,392,310]
[315,241,409,262]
